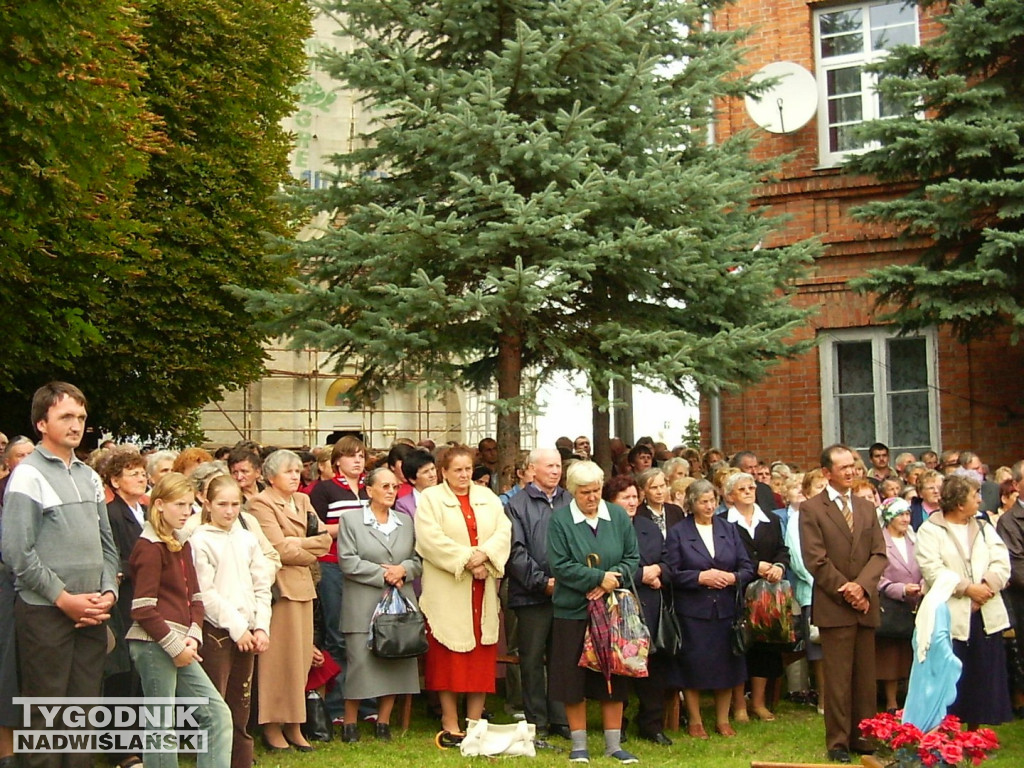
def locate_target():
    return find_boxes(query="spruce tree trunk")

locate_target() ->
[495,325,523,489]
[591,377,612,474]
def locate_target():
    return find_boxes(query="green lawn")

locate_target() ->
[252,696,1024,768]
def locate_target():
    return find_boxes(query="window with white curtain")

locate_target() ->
[819,327,938,457]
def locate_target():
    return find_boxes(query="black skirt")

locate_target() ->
[549,618,629,704]
[950,611,1012,725]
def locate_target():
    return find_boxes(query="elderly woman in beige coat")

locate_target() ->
[916,473,1012,727]
[248,450,332,751]
[415,445,511,748]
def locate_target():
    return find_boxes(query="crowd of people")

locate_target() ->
[2,384,1024,768]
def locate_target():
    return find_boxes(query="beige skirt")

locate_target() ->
[257,597,313,723]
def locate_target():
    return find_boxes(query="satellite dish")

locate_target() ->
[744,61,818,134]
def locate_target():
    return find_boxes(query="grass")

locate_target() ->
[250,695,1024,768]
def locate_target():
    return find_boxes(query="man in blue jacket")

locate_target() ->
[505,448,572,746]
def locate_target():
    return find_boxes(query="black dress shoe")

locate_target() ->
[260,734,290,752]
[375,722,392,742]
[827,748,851,763]
[341,724,360,743]
[434,730,464,749]
[285,739,313,753]
[548,724,573,740]
[640,731,673,746]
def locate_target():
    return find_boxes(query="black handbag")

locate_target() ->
[731,585,751,657]
[301,690,332,742]
[877,593,916,639]
[654,587,682,655]
[371,588,428,659]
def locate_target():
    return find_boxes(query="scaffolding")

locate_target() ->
[200,345,537,450]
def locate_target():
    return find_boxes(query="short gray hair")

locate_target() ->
[146,450,178,478]
[190,460,227,494]
[685,479,717,510]
[3,435,33,461]
[565,460,605,494]
[722,471,755,497]
[528,447,561,467]
[635,468,665,491]
[263,449,302,481]
[661,457,689,477]
[366,466,396,488]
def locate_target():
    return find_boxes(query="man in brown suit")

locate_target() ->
[800,444,887,763]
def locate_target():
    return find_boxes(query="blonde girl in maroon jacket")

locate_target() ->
[127,473,231,768]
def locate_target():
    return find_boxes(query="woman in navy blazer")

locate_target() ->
[667,480,754,739]
[603,475,674,745]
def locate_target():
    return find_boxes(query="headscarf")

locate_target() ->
[878,496,911,525]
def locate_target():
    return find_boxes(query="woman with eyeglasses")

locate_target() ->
[336,467,422,742]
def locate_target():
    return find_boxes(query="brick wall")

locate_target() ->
[699,0,1024,469]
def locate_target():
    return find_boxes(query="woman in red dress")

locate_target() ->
[414,445,511,747]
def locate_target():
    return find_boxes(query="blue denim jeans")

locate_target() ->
[129,641,232,768]
[316,561,347,719]
[318,561,376,720]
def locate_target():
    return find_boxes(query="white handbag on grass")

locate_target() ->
[459,718,536,757]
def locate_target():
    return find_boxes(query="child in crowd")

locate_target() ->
[190,476,275,768]
[127,473,231,768]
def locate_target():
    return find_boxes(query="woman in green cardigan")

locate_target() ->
[547,461,641,765]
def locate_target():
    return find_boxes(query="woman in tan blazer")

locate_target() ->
[248,450,332,751]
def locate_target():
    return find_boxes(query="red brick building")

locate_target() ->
[700,0,1024,470]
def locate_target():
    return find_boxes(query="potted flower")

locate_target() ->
[858,711,999,768]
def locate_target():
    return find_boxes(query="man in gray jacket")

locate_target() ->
[2,382,119,768]
[505,448,571,744]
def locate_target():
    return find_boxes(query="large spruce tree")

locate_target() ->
[847,0,1024,342]
[247,0,817,468]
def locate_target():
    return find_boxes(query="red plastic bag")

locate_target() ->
[745,578,797,645]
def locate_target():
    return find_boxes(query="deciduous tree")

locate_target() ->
[0,0,310,442]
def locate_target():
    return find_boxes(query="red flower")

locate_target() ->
[975,728,999,750]
[941,743,964,765]
[860,710,997,767]
[890,723,923,749]
[920,731,945,751]
[939,714,962,733]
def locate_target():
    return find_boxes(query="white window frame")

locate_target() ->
[813,0,919,167]
[819,327,940,454]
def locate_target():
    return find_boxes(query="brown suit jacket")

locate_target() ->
[248,489,332,601]
[799,488,887,628]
